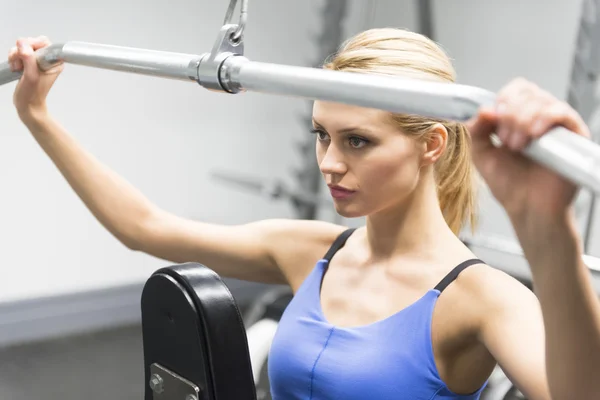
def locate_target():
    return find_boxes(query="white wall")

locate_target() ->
[0,0,335,303]
[430,0,600,279]
[430,0,588,248]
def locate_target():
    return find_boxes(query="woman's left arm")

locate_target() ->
[474,268,551,400]
[513,213,600,400]
[468,77,600,400]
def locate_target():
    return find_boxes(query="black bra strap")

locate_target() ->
[434,258,484,293]
[323,228,356,261]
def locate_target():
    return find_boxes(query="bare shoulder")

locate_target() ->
[455,263,536,308]
[259,218,349,290]
[451,263,540,329]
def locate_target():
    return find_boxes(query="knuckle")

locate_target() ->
[548,101,571,117]
[516,111,535,128]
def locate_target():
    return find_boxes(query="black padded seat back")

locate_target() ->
[141,262,257,400]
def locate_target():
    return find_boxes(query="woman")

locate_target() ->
[7,29,559,399]
[468,80,600,399]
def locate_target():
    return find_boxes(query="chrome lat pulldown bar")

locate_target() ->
[1,9,600,194]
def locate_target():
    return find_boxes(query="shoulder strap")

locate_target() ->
[323,228,356,261]
[434,258,484,293]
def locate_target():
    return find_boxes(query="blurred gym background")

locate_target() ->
[0,0,599,399]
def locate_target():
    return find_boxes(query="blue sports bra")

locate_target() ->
[268,228,488,399]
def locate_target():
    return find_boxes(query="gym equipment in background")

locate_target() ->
[210,0,346,222]
[244,287,294,400]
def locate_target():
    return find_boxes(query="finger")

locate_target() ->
[495,79,540,150]
[16,38,39,79]
[8,47,23,69]
[531,101,590,139]
[29,35,51,51]
[9,46,24,72]
[495,102,512,145]
[467,106,497,142]
[468,106,502,168]
[496,83,529,144]
[507,96,551,151]
[7,46,17,63]
[496,77,535,105]
[14,57,24,71]
[7,47,21,71]
[28,36,63,74]
[468,105,497,132]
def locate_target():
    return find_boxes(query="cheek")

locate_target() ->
[315,141,324,162]
[360,147,421,190]
[369,162,417,192]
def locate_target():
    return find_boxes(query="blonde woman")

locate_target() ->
[7,29,582,399]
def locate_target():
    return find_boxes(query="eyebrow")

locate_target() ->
[312,119,373,135]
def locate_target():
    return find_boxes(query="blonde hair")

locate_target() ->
[323,28,477,234]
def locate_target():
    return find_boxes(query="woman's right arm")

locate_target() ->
[9,37,345,287]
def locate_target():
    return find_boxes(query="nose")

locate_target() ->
[318,145,347,176]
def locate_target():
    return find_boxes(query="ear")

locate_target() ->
[421,123,448,166]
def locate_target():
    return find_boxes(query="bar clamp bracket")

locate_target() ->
[149,363,201,400]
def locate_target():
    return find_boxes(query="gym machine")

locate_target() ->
[141,262,257,400]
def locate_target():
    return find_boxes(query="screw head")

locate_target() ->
[149,374,164,394]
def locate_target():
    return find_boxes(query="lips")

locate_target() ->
[328,185,356,200]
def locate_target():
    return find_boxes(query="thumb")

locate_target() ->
[17,39,40,80]
[467,105,508,179]
[467,106,498,153]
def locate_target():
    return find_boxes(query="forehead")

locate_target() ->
[312,101,393,130]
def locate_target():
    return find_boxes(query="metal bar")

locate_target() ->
[464,234,600,273]
[3,41,600,194]
[230,59,493,120]
[229,58,600,194]
[565,0,600,252]
[0,42,204,85]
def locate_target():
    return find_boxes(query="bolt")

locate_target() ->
[149,374,164,394]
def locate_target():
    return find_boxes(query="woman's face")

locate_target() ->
[312,101,428,218]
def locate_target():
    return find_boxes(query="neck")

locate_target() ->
[364,181,457,261]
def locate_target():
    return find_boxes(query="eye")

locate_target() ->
[311,129,330,142]
[348,136,369,149]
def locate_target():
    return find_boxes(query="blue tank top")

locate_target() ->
[268,228,488,400]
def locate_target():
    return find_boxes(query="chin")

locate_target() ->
[333,202,369,219]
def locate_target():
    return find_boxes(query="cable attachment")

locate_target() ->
[223,0,248,45]
[196,24,246,93]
